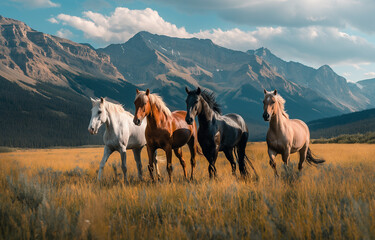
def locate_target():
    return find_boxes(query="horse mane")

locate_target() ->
[92,98,133,117]
[136,91,172,117]
[274,94,289,119]
[201,90,222,114]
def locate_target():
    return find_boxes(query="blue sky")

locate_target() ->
[1,0,375,82]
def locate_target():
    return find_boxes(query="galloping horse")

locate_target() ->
[88,97,160,183]
[262,89,325,176]
[133,89,200,182]
[185,87,258,179]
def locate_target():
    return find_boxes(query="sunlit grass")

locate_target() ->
[0,143,374,239]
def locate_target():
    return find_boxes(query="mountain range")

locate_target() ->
[1,16,375,147]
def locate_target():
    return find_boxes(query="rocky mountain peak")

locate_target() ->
[0,16,124,86]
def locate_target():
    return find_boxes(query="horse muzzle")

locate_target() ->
[185,117,193,125]
[263,112,270,121]
[88,127,97,135]
[133,118,141,126]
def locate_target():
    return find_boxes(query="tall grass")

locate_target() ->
[0,143,374,239]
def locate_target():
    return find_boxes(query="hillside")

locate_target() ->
[100,32,346,121]
[308,108,375,138]
[249,47,371,111]
[0,16,139,147]
[1,16,375,146]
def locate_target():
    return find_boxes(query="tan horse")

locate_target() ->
[133,89,200,182]
[263,89,324,176]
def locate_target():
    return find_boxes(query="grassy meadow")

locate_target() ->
[0,143,374,239]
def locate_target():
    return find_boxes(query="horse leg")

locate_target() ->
[187,137,196,181]
[120,150,129,184]
[202,146,216,179]
[174,148,187,179]
[281,149,290,166]
[223,148,236,176]
[212,132,220,178]
[298,145,308,171]
[212,149,219,178]
[146,145,156,182]
[98,145,113,181]
[154,151,161,181]
[268,148,279,177]
[132,148,143,181]
[165,145,173,183]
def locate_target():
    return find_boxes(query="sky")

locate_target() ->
[1,0,375,82]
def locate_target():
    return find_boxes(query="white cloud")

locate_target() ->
[56,8,191,44]
[11,0,60,8]
[364,72,375,78]
[150,0,375,33]
[53,7,375,66]
[196,26,375,65]
[56,28,74,39]
[48,17,59,24]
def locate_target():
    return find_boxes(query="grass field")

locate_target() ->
[0,143,374,239]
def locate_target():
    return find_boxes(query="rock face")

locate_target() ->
[100,32,348,122]
[0,16,138,147]
[249,47,371,111]
[1,16,375,146]
[0,16,123,87]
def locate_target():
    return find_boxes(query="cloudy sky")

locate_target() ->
[1,0,375,82]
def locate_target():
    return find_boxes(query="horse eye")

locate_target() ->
[98,110,102,114]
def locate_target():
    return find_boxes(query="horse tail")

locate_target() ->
[306,148,325,166]
[235,146,258,179]
[244,154,259,180]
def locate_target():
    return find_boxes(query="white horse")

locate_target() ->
[88,97,159,182]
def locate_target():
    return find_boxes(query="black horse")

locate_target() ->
[185,87,258,178]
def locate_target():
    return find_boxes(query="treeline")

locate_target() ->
[309,108,375,139]
[313,132,375,144]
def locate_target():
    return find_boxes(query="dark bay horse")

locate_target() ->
[185,87,258,179]
[263,89,325,176]
[133,89,200,182]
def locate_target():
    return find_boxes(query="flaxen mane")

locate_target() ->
[274,94,289,119]
[136,91,172,117]
[201,90,222,114]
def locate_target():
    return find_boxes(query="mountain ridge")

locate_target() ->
[1,16,375,146]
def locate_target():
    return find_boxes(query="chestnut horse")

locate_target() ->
[263,89,325,176]
[133,89,199,182]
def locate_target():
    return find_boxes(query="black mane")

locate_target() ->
[201,90,222,114]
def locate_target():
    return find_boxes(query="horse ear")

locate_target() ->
[136,89,140,94]
[90,97,96,106]
[197,87,201,95]
[185,87,189,94]
[100,97,104,103]
[264,89,267,94]
[273,89,277,95]
[146,89,150,96]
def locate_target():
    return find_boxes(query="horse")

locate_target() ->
[133,89,200,182]
[88,97,160,183]
[262,89,325,176]
[185,87,258,179]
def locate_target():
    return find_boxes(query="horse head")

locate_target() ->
[262,89,278,121]
[88,97,107,135]
[185,87,202,125]
[133,89,152,126]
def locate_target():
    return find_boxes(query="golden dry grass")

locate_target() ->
[0,143,374,239]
